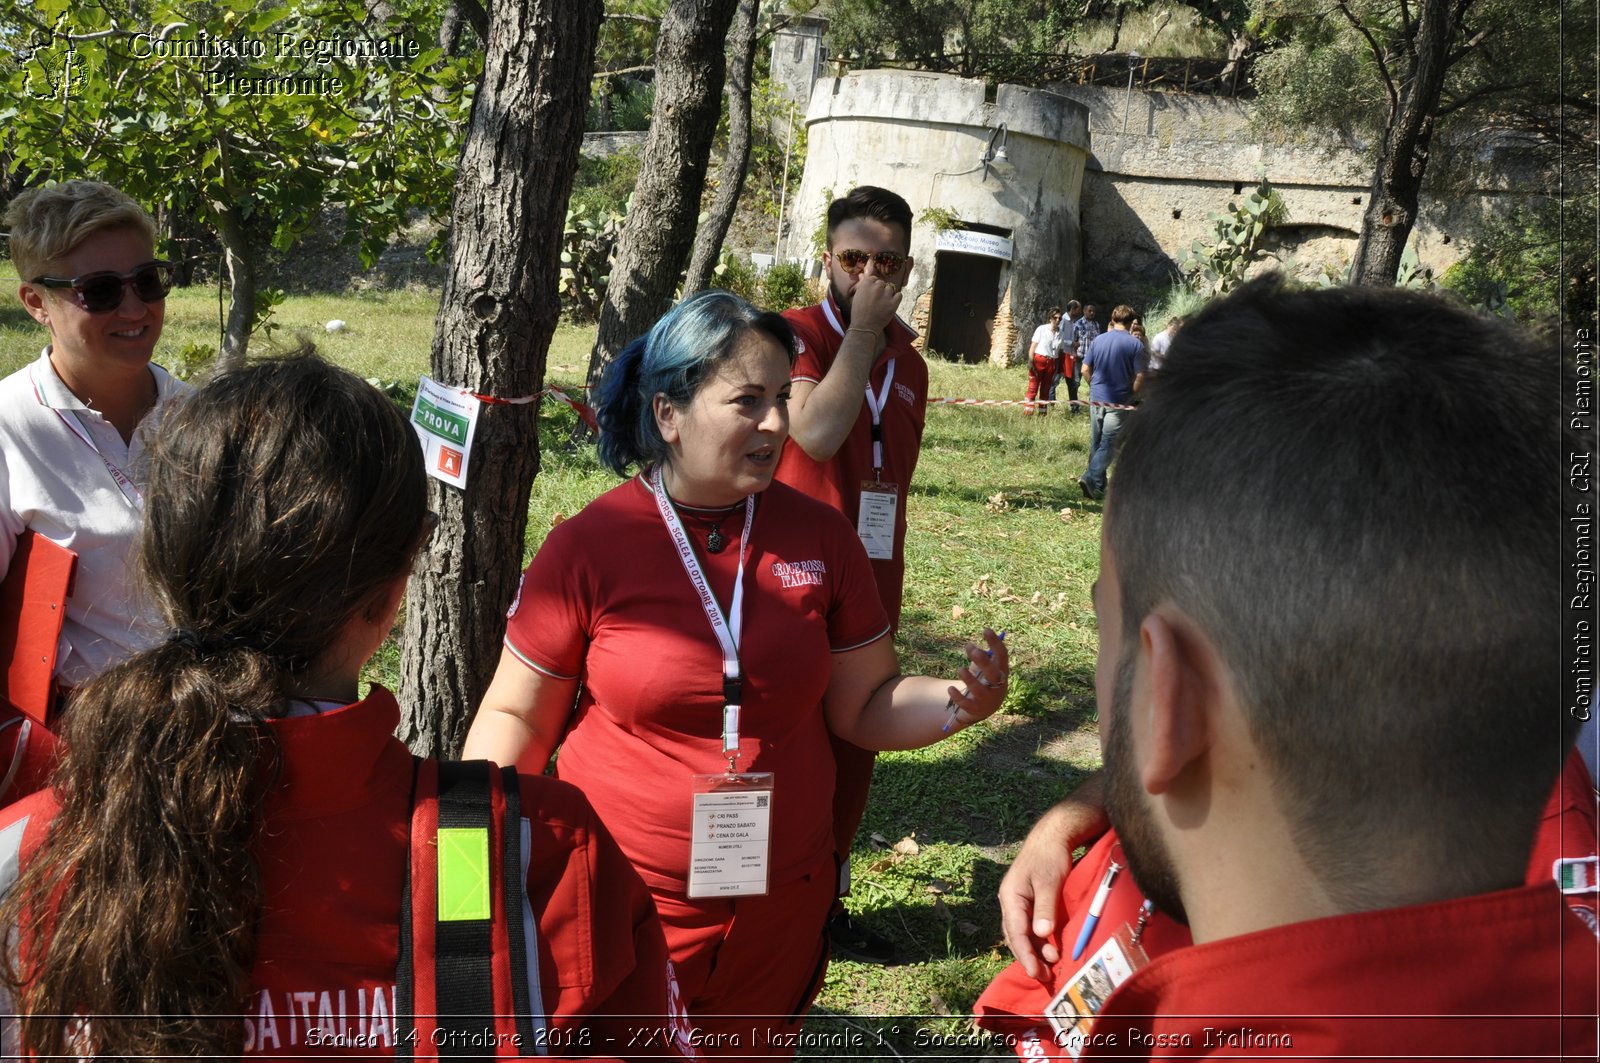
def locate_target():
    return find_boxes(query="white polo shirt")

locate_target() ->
[0,350,189,687]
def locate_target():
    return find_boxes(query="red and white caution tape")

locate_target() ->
[544,385,599,433]
[445,382,599,432]
[929,396,1139,411]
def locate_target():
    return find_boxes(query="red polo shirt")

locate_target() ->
[775,295,927,631]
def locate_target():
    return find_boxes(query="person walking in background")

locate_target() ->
[1077,305,1145,501]
[1024,307,1062,415]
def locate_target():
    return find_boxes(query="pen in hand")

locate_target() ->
[942,630,1006,733]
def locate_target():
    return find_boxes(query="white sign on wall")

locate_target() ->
[935,229,1014,261]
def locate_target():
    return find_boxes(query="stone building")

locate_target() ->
[780,70,1090,366]
[771,29,1526,365]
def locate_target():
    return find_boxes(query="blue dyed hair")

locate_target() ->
[595,289,797,475]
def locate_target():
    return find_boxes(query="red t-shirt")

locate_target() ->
[976,749,1600,1060]
[774,295,927,631]
[503,476,890,894]
[1085,882,1596,1060]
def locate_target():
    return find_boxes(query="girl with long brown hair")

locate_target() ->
[0,353,685,1060]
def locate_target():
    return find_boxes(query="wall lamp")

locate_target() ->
[980,123,1011,183]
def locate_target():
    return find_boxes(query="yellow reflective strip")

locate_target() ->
[436,826,491,921]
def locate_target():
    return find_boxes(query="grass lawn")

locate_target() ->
[0,275,1105,1058]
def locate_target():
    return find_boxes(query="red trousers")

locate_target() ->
[653,849,835,1059]
[1025,354,1056,413]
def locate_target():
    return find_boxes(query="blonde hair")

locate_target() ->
[4,181,157,281]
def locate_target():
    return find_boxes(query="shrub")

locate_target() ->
[760,260,812,311]
[1440,201,1573,325]
[612,82,655,132]
[570,148,641,221]
[559,204,624,323]
[711,251,761,304]
[1176,176,1288,295]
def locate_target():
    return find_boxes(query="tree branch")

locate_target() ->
[454,0,489,42]
[1335,0,1398,117]
[1434,78,1538,117]
[1445,25,1490,65]
[594,63,656,78]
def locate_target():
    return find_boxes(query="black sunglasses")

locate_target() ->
[31,261,174,314]
[834,249,907,275]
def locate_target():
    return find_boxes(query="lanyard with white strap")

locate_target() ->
[822,298,897,481]
[862,359,896,481]
[650,467,756,773]
[30,362,144,510]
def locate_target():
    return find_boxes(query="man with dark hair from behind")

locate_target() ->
[774,185,928,962]
[1032,276,1595,1057]
[1076,303,1143,501]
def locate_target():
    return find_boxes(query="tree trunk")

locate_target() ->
[683,0,759,295]
[1218,29,1257,86]
[586,0,742,391]
[213,201,254,371]
[1109,4,1127,53]
[1348,0,1459,286]
[397,0,604,759]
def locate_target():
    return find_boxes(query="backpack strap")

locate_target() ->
[397,759,544,1058]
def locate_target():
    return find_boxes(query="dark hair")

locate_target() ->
[1109,304,1137,326]
[0,351,427,1058]
[1105,275,1583,903]
[825,186,913,251]
[596,288,796,475]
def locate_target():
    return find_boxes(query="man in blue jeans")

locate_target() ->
[1078,304,1145,500]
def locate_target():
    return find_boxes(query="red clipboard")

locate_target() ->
[0,531,78,727]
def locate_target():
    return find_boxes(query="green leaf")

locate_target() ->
[245,6,293,34]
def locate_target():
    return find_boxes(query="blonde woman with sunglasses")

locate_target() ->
[0,181,188,792]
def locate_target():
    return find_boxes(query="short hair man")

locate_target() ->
[986,277,1596,1057]
[1066,303,1099,413]
[1076,304,1143,500]
[772,185,926,961]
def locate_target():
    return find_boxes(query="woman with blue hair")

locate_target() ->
[465,289,1008,1056]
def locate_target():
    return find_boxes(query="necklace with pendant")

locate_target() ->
[704,520,727,554]
[673,501,740,554]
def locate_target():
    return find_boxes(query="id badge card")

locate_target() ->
[857,481,899,560]
[688,772,774,898]
[1045,925,1150,1058]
